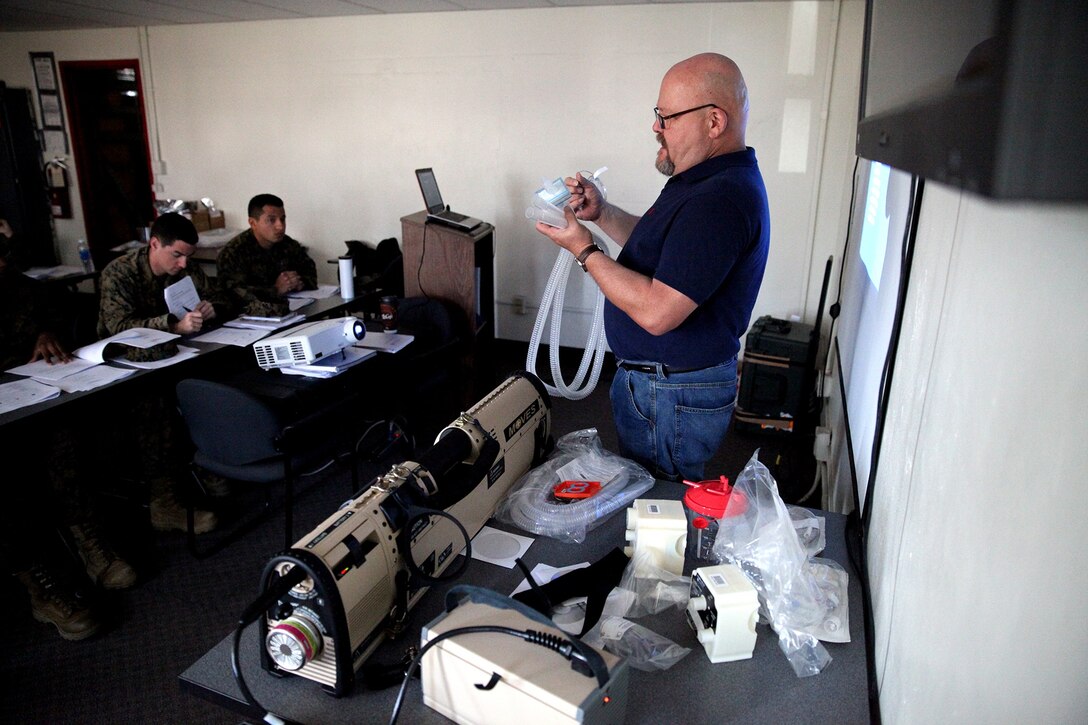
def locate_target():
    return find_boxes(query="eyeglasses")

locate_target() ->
[653,103,721,129]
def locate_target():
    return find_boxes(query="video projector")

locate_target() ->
[256,371,553,696]
[251,317,365,369]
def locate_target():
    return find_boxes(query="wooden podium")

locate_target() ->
[400,211,495,394]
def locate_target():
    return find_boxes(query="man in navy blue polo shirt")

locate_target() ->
[537,53,769,481]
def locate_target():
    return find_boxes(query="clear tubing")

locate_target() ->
[525,169,610,401]
[526,237,609,400]
[502,467,654,539]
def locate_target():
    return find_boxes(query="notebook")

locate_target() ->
[415,168,483,232]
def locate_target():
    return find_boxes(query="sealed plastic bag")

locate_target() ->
[583,615,691,671]
[711,451,849,677]
[496,429,655,543]
[602,550,690,619]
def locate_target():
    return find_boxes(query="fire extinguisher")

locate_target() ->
[45,157,72,219]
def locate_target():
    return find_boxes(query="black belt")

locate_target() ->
[618,361,715,376]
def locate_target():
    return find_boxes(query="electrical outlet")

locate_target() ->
[512,295,526,315]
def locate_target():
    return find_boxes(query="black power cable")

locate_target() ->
[388,625,600,725]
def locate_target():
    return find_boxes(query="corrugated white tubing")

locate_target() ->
[525,234,610,400]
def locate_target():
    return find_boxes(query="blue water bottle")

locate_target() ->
[77,239,94,273]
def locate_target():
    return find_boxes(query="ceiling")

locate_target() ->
[0,0,682,32]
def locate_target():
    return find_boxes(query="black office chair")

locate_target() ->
[175,378,362,558]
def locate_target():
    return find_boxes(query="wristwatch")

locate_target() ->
[575,242,603,272]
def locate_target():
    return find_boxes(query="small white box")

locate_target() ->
[624,498,687,575]
[687,564,759,663]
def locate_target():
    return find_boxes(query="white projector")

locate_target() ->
[252,317,365,369]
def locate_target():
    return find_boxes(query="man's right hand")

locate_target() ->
[565,172,605,222]
[275,270,303,296]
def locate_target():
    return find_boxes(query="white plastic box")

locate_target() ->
[624,498,687,575]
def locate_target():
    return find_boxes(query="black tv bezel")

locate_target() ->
[855,0,1088,202]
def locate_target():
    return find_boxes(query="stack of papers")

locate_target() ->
[22,265,86,280]
[225,313,306,331]
[355,332,414,354]
[0,378,61,415]
[287,285,339,300]
[280,347,375,379]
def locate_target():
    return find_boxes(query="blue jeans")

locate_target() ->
[609,358,738,481]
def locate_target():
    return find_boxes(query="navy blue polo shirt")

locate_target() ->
[604,147,769,369]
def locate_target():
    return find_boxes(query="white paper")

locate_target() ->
[22,265,84,280]
[50,365,135,393]
[73,328,180,364]
[468,525,534,568]
[288,297,314,312]
[354,332,414,354]
[224,314,304,331]
[286,284,338,300]
[165,276,201,320]
[191,326,271,347]
[6,356,98,381]
[283,347,375,376]
[0,379,61,415]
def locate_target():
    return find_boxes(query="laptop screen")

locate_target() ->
[415,168,444,214]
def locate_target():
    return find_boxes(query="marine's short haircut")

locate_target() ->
[248,194,285,219]
[150,212,198,247]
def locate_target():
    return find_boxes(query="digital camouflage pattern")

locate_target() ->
[97,245,233,362]
[216,229,317,316]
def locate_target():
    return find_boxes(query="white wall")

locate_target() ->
[864,186,1088,722]
[0,1,862,344]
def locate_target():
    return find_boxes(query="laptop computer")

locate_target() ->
[415,168,483,232]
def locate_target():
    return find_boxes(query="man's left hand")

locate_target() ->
[31,332,71,364]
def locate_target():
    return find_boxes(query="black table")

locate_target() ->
[0,294,366,431]
[179,482,869,724]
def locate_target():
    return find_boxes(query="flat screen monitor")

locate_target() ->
[856,0,1088,201]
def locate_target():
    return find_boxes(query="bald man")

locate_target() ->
[537,53,769,481]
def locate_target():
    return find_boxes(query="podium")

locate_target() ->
[400,211,495,394]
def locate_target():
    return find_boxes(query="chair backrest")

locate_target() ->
[176,378,283,466]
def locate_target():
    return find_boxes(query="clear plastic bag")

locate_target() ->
[602,550,690,619]
[583,615,691,671]
[495,429,655,543]
[711,451,849,677]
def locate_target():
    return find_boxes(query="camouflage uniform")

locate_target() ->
[0,266,64,370]
[98,245,232,362]
[96,245,232,495]
[0,269,91,562]
[216,230,317,316]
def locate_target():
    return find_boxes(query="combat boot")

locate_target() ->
[16,563,102,641]
[70,522,138,590]
[150,491,217,534]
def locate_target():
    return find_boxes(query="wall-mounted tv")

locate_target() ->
[856,0,1087,201]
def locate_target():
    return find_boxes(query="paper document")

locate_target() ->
[192,326,271,347]
[197,228,239,248]
[164,276,201,320]
[73,328,180,364]
[225,313,305,331]
[281,346,375,378]
[287,285,338,300]
[288,297,315,311]
[0,379,61,415]
[50,365,135,393]
[354,332,414,354]
[22,265,85,280]
[6,357,98,381]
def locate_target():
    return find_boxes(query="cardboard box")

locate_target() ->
[188,209,211,232]
[208,210,225,229]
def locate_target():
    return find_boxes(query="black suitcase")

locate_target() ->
[735,316,815,434]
